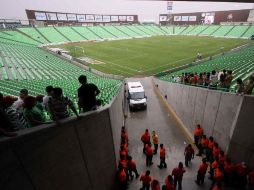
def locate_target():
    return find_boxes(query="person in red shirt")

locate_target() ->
[163,175,175,190]
[146,142,154,167]
[209,157,219,180]
[158,144,167,169]
[195,158,208,185]
[194,124,203,147]
[127,156,139,179]
[140,170,152,190]
[184,144,194,167]
[212,143,220,160]
[120,145,127,160]
[211,181,224,190]
[235,162,248,188]
[172,162,186,190]
[218,151,225,167]
[118,163,127,190]
[141,129,151,154]
[197,135,209,156]
[210,165,224,189]
[151,179,161,190]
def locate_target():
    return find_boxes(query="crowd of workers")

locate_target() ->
[117,125,254,190]
[171,70,254,95]
[0,75,100,137]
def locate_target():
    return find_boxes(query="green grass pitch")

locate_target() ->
[56,36,250,77]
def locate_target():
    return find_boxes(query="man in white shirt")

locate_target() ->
[13,89,28,113]
[43,85,53,110]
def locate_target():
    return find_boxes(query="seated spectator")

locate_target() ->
[23,96,48,127]
[224,70,233,89]
[198,73,203,86]
[35,95,44,111]
[0,93,17,137]
[48,87,78,122]
[43,85,53,110]
[78,75,101,112]
[244,76,254,95]
[3,96,28,130]
[209,70,218,89]
[193,73,199,85]
[13,89,28,113]
[204,72,210,86]
[236,78,245,95]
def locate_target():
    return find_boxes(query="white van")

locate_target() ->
[127,81,147,111]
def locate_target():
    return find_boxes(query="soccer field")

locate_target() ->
[56,36,250,77]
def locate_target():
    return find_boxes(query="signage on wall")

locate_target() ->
[111,16,119,22]
[35,12,47,20]
[46,13,57,21]
[77,15,86,22]
[67,14,77,21]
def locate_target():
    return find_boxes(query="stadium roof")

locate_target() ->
[147,0,253,3]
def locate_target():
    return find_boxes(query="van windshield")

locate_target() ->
[130,92,145,100]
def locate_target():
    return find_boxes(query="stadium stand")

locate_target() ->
[102,25,129,38]
[36,27,69,43]
[226,25,250,38]
[199,25,221,36]
[18,27,49,44]
[242,25,254,39]
[187,25,209,35]
[54,26,85,42]
[157,44,254,89]
[71,26,100,40]
[212,25,235,37]
[87,26,115,39]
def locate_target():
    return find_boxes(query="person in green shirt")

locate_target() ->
[23,96,51,127]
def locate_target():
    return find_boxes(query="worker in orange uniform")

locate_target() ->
[206,136,214,162]
[146,142,154,167]
[184,144,194,167]
[121,126,128,144]
[210,165,224,190]
[235,162,248,188]
[218,151,225,167]
[194,124,203,147]
[163,175,175,190]
[158,144,167,169]
[197,135,209,156]
[151,179,161,190]
[211,181,224,190]
[195,158,208,185]
[127,156,139,179]
[140,170,152,190]
[152,131,159,154]
[120,145,127,160]
[119,155,128,181]
[212,143,220,161]
[141,129,151,154]
[209,157,219,180]
[224,158,234,187]
[172,162,186,190]
[118,163,127,190]
[121,139,128,153]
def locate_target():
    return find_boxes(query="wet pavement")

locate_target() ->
[125,77,212,190]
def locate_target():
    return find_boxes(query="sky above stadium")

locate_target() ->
[1,0,254,23]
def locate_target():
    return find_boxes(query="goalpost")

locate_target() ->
[73,46,85,57]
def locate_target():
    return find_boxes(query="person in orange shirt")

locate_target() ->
[195,158,209,185]
[212,143,220,161]
[152,131,159,154]
[158,144,167,169]
[146,142,154,167]
[140,170,152,190]
[209,157,219,180]
[121,126,128,144]
[118,163,127,190]
[197,135,209,156]
[141,129,151,154]
[163,175,175,190]
[151,179,161,190]
[206,136,214,162]
[211,181,224,190]
[218,151,225,167]
[172,162,186,190]
[224,158,234,187]
[127,156,139,179]
[235,162,248,188]
[120,145,127,160]
[211,165,224,189]
[194,124,203,147]
[184,144,194,167]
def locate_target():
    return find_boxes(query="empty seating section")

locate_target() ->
[102,26,129,38]
[71,26,100,40]
[226,26,250,38]
[54,27,84,42]
[135,26,156,35]
[161,26,174,35]
[18,28,48,44]
[145,25,165,35]
[126,26,147,36]
[199,25,220,36]
[174,26,187,35]
[242,26,254,38]
[158,45,254,88]
[181,25,196,35]
[88,26,115,39]
[0,40,122,105]
[117,26,139,37]
[212,25,234,37]
[0,31,39,45]
[188,25,209,35]
[37,27,68,43]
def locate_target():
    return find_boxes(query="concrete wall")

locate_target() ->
[0,86,124,190]
[154,78,254,168]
